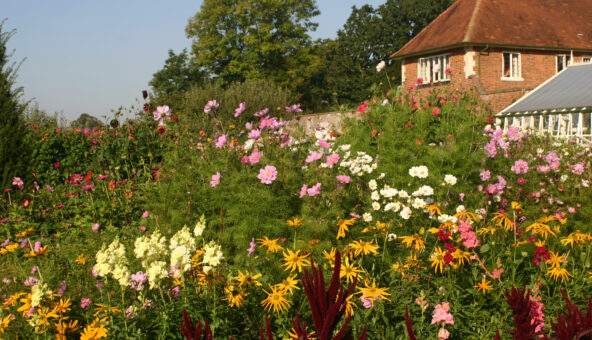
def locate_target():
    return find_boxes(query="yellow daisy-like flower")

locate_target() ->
[336,218,356,240]
[474,277,493,293]
[233,270,263,288]
[276,274,299,294]
[80,318,109,340]
[23,245,50,258]
[224,285,247,308]
[340,257,362,284]
[55,319,80,336]
[286,217,303,228]
[52,298,71,315]
[546,251,567,268]
[546,266,573,283]
[258,236,284,253]
[430,247,446,273]
[75,254,89,265]
[348,240,379,256]
[561,231,592,247]
[15,227,34,238]
[526,222,556,240]
[281,249,310,272]
[399,234,425,252]
[322,248,336,264]
[0,314,13,333]
[477,226,497,236]
[452,249,471,266]
[454,210,479,223]
[261,284,291,314]
[491,212,514,231]
[357,280,391,303]
[510,201,522,210]
[425,204,441,216]
[0,243,19,255]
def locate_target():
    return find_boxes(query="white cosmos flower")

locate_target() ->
[371,191,380,200]
[400,207,412,220]
[363,213,373,222]
[368,180,377,190]
[444,174,457,185]
[372,202,381,211]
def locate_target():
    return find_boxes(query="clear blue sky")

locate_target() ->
[3,0,386,122]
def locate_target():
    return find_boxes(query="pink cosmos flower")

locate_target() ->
[336,175,350,184]
[253,108,269,117]
[247,238,256,256]
[325,153,340,166]
[31,266,38,274]
[480,169,491,181]
[153,105,171,123]
[361,295,374,308]
[317,139,331,148]
[141,211,150,219]
[245,122,254,130]
[234,102,246,117]
[432,107,441,116]
[215,134,227,148]
[507,126,521,140]
[305,151,323,164]
[91,224,100,232]
[512,159,529,174]
[248,152,261,164]
[241,156,249,165]
[24,276,38,287]
[204,100,219,114]
[299,184,308,198]
[285,104,303,113]
[248,129,261,139]
[257,165,277,184]
[306,183,321,196]
[12,177,24,189]
[484,140,497,158]
[210,172,221,188]
[357,102,369,114]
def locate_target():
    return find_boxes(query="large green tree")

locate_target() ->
[149,48,205,105]
[185,0,320,90]
[319,0,453,106]
[0,20,30,189]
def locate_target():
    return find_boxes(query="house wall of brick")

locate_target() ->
[400,48,591,112]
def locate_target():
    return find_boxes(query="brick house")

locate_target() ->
[390,0,592,112]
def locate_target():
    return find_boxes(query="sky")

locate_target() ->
[3,0,386,123]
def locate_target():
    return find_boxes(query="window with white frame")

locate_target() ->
[556,55,571,73]
[502,52,521,79]
[417,54,450,84]
[583,56,592,63]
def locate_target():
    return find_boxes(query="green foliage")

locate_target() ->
[0,19,30,189]
[70,113,105,129]
[149,48,206,109]
[185,0,319,92]
[174,79,296,131]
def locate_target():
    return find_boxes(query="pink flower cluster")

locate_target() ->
[512,159,529,174]
[458,221,480,248]
[431,302,454,325]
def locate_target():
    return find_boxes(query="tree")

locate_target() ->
[149,48,205,104]
[185,0,320,90]
[319,0,453,106]
[0,19,30,189]
[70,113,105,130]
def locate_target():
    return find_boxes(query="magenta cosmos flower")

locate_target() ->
[512,159,529,174]
[204,100,219,114]
[257,165,277,184]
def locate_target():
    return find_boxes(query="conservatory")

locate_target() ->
[497,63,592,145]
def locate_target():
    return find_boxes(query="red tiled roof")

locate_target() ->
[392,0,592,58]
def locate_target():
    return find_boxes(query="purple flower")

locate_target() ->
[34,241,41,252]
[170,286,181,299]
[257,165,277,185]
[210,172,221,188]
[1,238,9,246]
[153,105,171,123]
[58,280,67,295]
[285,103,303,113]
[247,238,256,256]
[204,100,219,114]
[126,307,137,319]
[234,102,246,117]
[81,298,91,310]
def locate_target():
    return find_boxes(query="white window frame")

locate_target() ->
[417,54,451,85]
[501,52,523,81]
[556,54,571,73]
